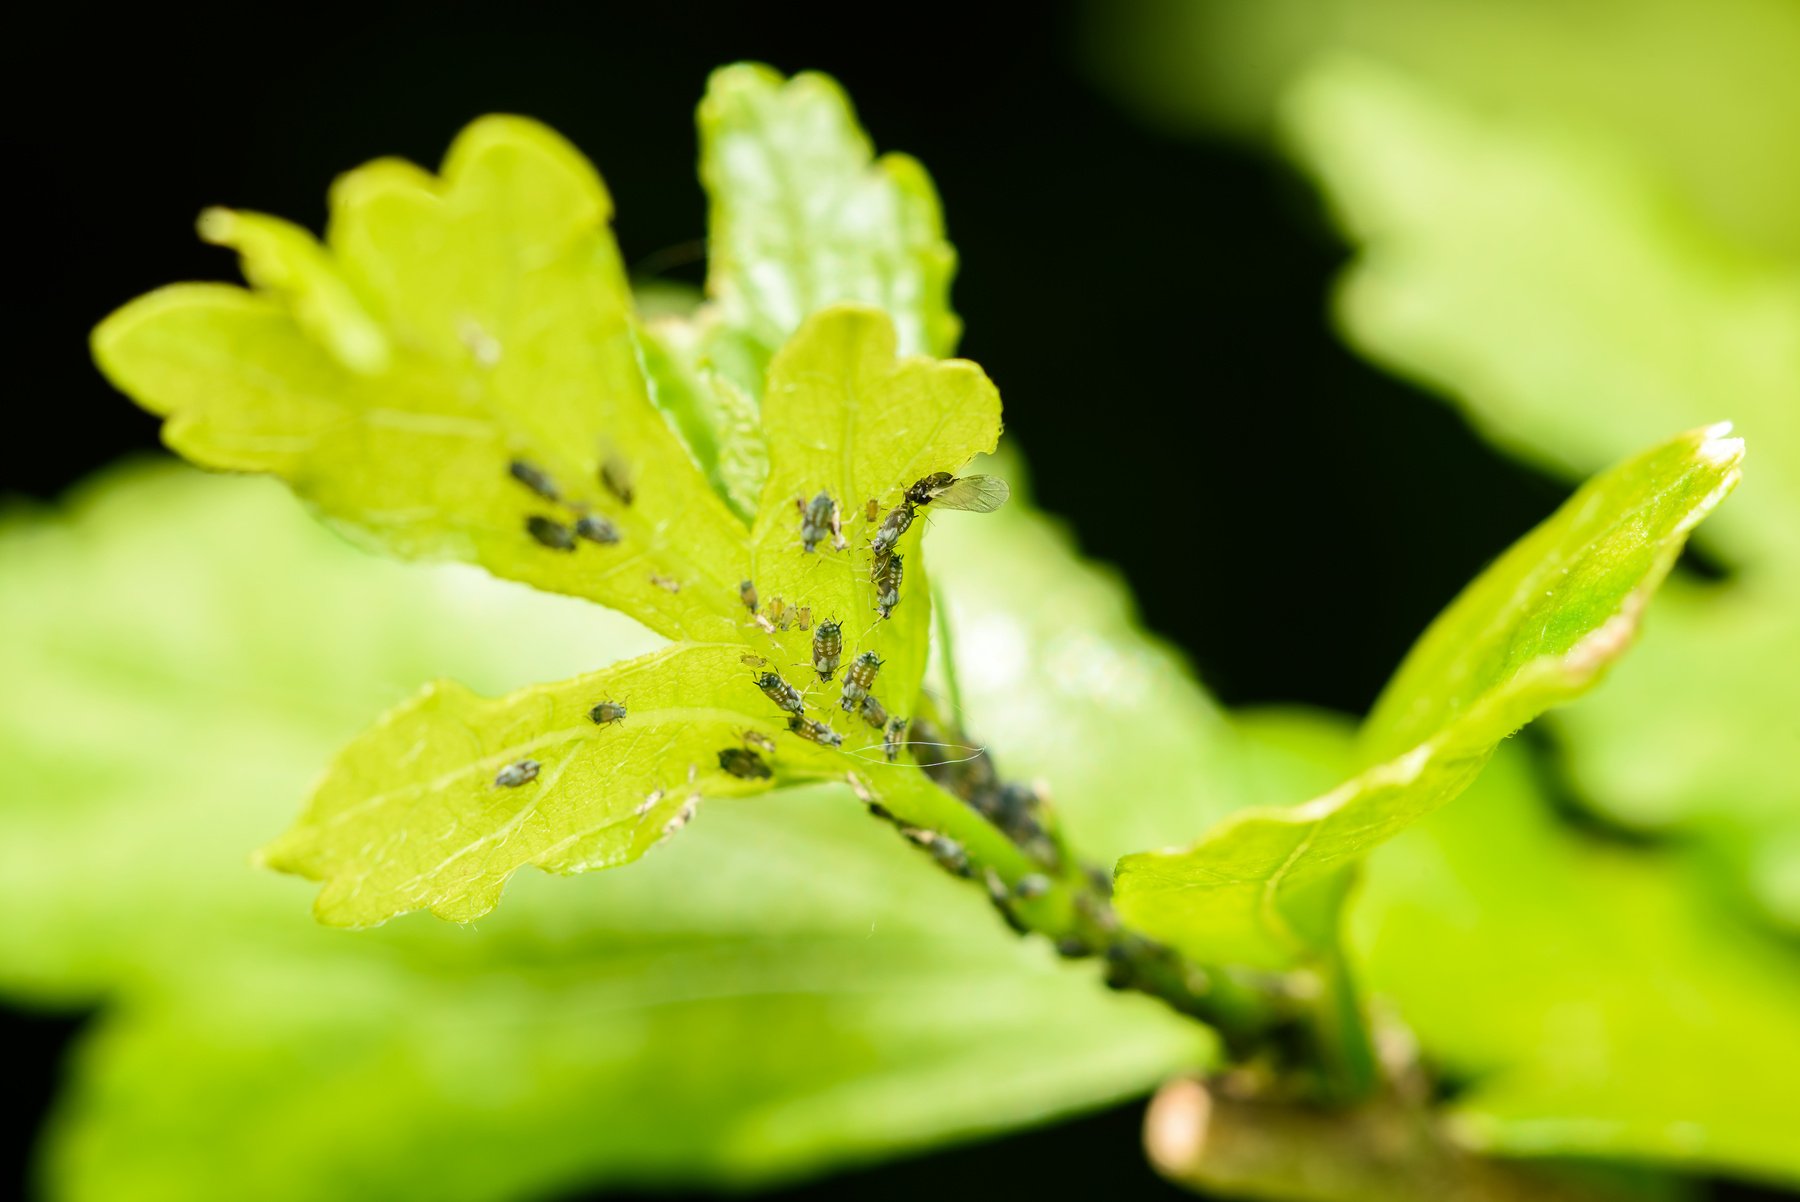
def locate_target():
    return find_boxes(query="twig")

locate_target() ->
[1144,1079,1643,1202]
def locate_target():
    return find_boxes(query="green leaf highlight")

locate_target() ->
[94,116,750,643]
[1114,424,1742,969]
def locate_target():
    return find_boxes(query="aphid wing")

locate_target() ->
[931,475,1010,513]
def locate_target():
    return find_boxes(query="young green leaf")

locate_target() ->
[94,117,751,643]
[639,64,960,516]
[699,63,961,368]
[257,303,1003,927]
[260,643,847,927]
[748,305,1002,731]
[1114,423,1743,969]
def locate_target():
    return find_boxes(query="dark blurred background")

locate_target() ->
[3,2,1676,1198]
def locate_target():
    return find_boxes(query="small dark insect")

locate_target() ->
[588,700,627,726]
[650,573,682,593]
[905,472,1010,513]
[869,503,914,562]
[739,580,759,613]
[859,693,889,728]
[718,747,772,780]
[797,490,845,552]
[787,715,844,748]
[756,671,806,716]
[840,652,884,711]
[874,553,904,619]
[526,515,577,551]
[574,514,621,545]
[795,606,813,631]
[600,454,635,506]
[882,715,907,762]
[811,619,843,681]
[1014,874,1052,900]
[905,828,970,877]
[741,653,768,668]
[508,459,560,502]
[741,730,778,755]
[494,759,540,788]
[864,497,881,522]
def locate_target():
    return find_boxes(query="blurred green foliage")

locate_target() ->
[7,21,1798,1201]
[0,461,1217,1201]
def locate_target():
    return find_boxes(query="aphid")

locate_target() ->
[718,747,772,780]
[755,671,806,716]
[905,828,970,877]
[663,798,698,836]
[882,715,907,762]
[650,573,682,593]
[787,715,844,748]
[864,497,881,522]
[600,453,635,506]
[739,580,759,613]
[574,514,621,545]
[588,700,627,727]
[840,652,885,710]
[811,619,843,681]
[874,553,904,619]
[796,490,844,553]
[508,458,559,502]
[752,613,777,635]
[740,653,768,668]
[526,516,576,551]
[767,596,788,627]
[493,759,540,788]
[795,606,813,631]
[869,503,914,562]
[1014,874,1052,900]
[859,693,889,728]
[741,730,778,755]
[905,472,1010,513]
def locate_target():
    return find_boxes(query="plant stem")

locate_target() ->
[854,694,1319,1064]
[1144,1079,1643,1202]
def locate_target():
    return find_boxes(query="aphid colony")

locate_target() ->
[498,469,1005,804]
[792,471,1007,623]
[511,456,627,553]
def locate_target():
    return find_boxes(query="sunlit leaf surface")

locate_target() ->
[259,302,1000,926]
[1114,425,1741,968]
[639,64,959,516]
[94,118,750,643]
